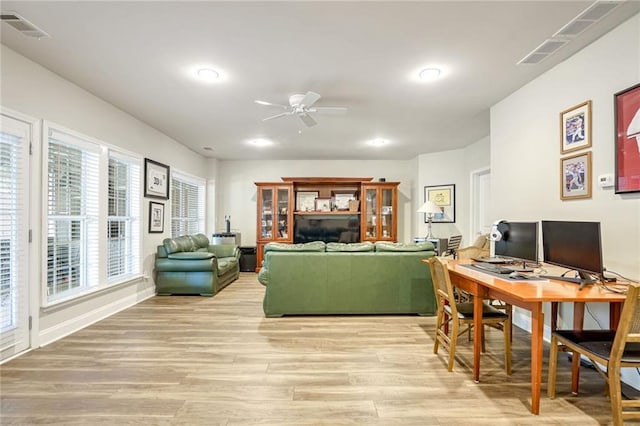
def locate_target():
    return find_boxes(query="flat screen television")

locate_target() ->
[541,220,604,288]
[494,221,538,270]
[294,215,360,244]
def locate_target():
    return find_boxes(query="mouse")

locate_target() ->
[509,271,527,279]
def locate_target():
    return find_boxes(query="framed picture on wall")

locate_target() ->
[424,184,455,223]
[560,151,592,200]
[149,201,164,233]
[614,83,640,193]
[560,100,592,154]
[144,158,170,199]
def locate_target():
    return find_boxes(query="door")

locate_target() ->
[470,167,491,241]
[0,112,31,361]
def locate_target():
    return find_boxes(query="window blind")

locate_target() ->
[171,171,205,238]
[46,128,100,302]
[107,150,141,281]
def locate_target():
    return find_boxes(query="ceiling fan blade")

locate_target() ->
[300,91,321,108]
[299,113,317,127]
[262,112,291,121]
[255,100,288,109]
[309,107,347,115]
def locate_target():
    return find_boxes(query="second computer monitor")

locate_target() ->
[494,221,539,263]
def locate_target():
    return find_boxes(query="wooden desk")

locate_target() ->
[428,259,626,415]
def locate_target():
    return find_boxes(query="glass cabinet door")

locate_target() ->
[364,188,377,239]
[276,187,290,240]
[260,188,273,239]
[380,188,394,240]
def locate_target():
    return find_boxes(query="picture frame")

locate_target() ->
[560,100,592,154]
[424,184,455,223]
[314,198,331,212]
[296,191,319,212]
[148,201,164,233]
[614,83,640,194]
[331,190,357,211]
[561,151,592,200]
[144,158,170,199]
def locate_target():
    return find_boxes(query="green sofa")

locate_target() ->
[258,241,436,317]
[155,233,240,296]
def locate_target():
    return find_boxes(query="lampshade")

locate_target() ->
[417,200,441,214]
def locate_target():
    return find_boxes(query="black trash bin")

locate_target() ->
[239,246,257,272]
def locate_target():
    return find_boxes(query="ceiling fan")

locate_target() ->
[255,91,347,127]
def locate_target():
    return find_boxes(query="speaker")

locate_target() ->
[490,220,505,242]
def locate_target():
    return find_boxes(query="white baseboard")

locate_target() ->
[38,286,155,347]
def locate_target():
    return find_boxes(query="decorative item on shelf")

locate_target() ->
[331,191,356,211]
[614,83,640,194]
[560,100,592,154]
[417,200,441,239]
[561,151,592,200]
[296,191,318,212]
[315,198,331,212]
[423,184,455,223]
[349,199,360,212]
[381,206,392,215]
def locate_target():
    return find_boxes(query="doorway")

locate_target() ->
[470,167,491,242]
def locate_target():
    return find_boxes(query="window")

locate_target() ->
[46,130,100,302]
[45,123,142,304]
[171,170,205,238]
[107,151,141,281]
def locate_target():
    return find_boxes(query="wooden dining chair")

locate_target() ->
[548,282,640,426]
[427,257,512,374]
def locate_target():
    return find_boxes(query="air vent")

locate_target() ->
[1,11,50,39]
[517,39,568,65]
[518,1,622,65]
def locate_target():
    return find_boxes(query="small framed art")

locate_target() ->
[560,100,592,154]
[144,158,170,199]
[315,198,332,212]
[614,83,640,194]
[331,190,357,211]
[561,151,592,200]
[149,201,165,233]
[296,191,319,212]
[424,184,455,223]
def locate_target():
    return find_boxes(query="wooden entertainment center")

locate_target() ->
[254,177,399,270]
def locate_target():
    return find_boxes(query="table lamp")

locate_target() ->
[417,200,441,239]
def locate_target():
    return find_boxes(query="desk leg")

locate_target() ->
[571,302,585,394]
[531,303,544,415]
[473,295,483,383]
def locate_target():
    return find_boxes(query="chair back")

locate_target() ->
[611,283,640,360]
[427,257,458,316]
[445,235,463,258]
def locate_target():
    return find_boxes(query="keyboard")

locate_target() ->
[472,262,513,274]
[471,256,509,264]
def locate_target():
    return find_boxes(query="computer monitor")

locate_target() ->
[494,221,538,270]
[541,220,604,287]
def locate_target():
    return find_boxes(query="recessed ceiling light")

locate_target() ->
[196,68,219,82]
[418,68,441,81]
[248,138,273,147]
[367,138,389,147]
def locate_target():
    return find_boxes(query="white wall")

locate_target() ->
[491,15,640,385]
[215,159,417,245]
[1,45,210,346]
[416,136,491,245]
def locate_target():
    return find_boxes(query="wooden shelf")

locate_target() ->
[294,211,360,215]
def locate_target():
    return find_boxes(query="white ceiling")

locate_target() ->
[1,1,639,160]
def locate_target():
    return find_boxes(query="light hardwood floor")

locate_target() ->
[0,273,630,425]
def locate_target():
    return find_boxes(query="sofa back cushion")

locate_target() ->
[191,233,210,249]
[163,233,210,254]
[374,241,434,252]
[326,242,374,252]
[264,241,326,252]
[210,244,237,258]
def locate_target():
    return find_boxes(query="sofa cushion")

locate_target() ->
[217,258,238,275]
[264,241,326,252]
[168,252,215,260]
[191,233,210,249]
[374,241,434,252]
[326,242,375,252]
[163,235,196,254]
[210,244,237,258]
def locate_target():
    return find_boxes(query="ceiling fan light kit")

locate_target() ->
[255,91,347,127]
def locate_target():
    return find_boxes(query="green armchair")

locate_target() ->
[155,233,240,296]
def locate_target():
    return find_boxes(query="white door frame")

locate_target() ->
[469,166,491,243]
